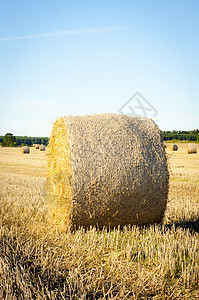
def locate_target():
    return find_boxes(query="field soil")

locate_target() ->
[0,144,198,299]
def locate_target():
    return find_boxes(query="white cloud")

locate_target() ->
[0,26,129,42]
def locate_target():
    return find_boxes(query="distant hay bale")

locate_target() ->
[39,144,45,151]
[35,144,40,149]
[33,144,35,147]
[47,114,169,230]
[187,143,197,154]
[21,146,30,154]
[169,144,178,151]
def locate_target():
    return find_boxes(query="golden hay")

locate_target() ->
[35,144,40,149]
[47,114,169,230]
[21,146,30,154]
[187,143,197,154]
[39,144,45,151]
[169,144,178,151]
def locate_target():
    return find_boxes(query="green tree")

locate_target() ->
[3,133,16,147]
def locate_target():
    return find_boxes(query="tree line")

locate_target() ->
[161,129,199,142]
[0,133,49,147]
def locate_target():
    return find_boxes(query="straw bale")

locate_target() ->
[35,144,40,149]
[21,146,30,154]
[39,144,45,151]
[187,143,197,154]
[47,114,169,230]
[169,144,178,151]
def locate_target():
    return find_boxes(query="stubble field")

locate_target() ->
[0,144,198,299]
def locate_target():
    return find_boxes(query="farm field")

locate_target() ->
[0,145,198,299]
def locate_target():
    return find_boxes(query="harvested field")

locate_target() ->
[0,145,198,299]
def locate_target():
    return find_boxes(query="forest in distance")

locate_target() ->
[0,134,49,147]
[161,129,199,142]
[0,129,199,147]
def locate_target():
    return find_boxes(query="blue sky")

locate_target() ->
[0,0,198,136]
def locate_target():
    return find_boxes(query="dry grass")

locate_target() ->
[0,145,198,299]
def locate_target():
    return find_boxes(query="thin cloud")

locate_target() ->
[0,26,129,42]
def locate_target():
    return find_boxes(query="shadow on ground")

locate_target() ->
[165,217,199,234]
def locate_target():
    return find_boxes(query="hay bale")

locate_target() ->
[187,143,197,154]
[21,146,30,154]
[33,144,35,147]
[169,144,178,151]
[39,144,45,151]
[47,114,169,230]
[35,144,40,149]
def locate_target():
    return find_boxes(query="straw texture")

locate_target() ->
[21,146,30,154]
[187,143,197,154]
[47,114,169,230]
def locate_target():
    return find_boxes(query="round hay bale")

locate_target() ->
[33,144,36,147]
[169,144,178,151]
[21,146,30,154]
[39,144,45,151]
[47,114,169,230]
[187,143,197,154]
[35,144,40,149]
